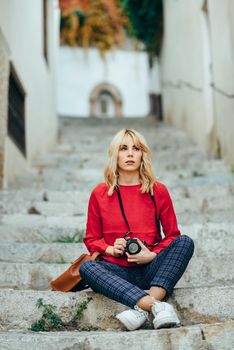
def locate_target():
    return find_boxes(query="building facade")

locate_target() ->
[0,0,60,188]
[161,0,234,165]
[56,46,151,118]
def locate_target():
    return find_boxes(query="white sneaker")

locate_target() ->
[116,305,149,331]
[152,301,180,329]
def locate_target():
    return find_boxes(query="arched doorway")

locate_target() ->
[89,83,122,118]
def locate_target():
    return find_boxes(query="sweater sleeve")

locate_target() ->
[152,184,181,254]
[83,190,109,254]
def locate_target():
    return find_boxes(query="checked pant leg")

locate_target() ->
[141,235,194,295]
[79,260,148,308]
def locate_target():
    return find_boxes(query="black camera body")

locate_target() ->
[124,238,147,255]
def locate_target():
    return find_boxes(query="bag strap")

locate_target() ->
[71,251,101,264]
[115,185,161,240]
[91,251,101,260]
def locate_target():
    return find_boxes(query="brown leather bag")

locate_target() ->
[50,252,100,292]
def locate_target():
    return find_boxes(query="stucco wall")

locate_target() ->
[161,0,210,149]
[208,0,234,164]
[161,0,234,165]
[0,0,59,185]
[57,47,150,117]
[0,29,10,188]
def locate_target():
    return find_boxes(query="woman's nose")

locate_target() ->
[127,149,133,156]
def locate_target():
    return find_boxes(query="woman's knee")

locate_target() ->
[175,235,195,253]
[79,260,97,278]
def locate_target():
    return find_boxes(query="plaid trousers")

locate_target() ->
[80,235,194,308]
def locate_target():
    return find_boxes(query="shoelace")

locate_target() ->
[150,297,163,313]
[134,305,149,320]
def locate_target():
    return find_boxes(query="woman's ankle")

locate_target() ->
[136,295,160,312]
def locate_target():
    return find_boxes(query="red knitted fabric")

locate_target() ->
[84,182,181,267]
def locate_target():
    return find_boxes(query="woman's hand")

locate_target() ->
[126,239,157,264]
[105,238,127,257]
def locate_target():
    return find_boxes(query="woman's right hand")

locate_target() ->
[105,238,126,257]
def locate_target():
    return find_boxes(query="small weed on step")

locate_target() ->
[30,297,97,332]
[56,256,68,264]
[192,170,205,177]
[54,229,85,243]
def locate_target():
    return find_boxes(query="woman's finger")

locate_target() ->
[114,248,124,254]
[115,238,126,246]
[127,257,139,262]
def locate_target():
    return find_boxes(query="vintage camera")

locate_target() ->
[124,238,147,255]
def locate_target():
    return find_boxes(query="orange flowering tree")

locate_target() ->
[59,0,128,56]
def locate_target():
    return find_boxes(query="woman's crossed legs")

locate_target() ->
[80,235,194,310]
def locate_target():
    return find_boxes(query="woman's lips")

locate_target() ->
[125,161,135,164]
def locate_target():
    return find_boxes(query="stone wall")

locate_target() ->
[0,29,10,188]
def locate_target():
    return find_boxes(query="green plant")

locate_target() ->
[54,229,85,243]
[30,297,95,332]
[192,170,205,177]
[30,298,64,332]
[230,165,234,173]
[56,256,68,264]
[80,325,99,331]
[73,297,93,321]
[120,0,163,59]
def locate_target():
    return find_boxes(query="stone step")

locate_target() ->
[1,193,233,216]
[0,228,229,264]
[0,190,89,215]
[0,205,234,226]
[0,242,86,263]
[177,208,234,225]
[9,163,234,190]
[0,286,233,331]
[1,192,233,220]
[1,181,233,204]
[0,254,233,290]
[0,321,233,350]
[0,215,86,242]
[0,219,233,254]
[31,156,229,176]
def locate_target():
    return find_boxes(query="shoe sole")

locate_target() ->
[153,317,180,330]
[116,314,145,331]
[154,321,178,329]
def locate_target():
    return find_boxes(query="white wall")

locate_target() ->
[161,0,209,150]
[57,47,150,117]
[208,0,234,164]
[4,137,27,188]
[0,0,58,167]
[161,0,234,164]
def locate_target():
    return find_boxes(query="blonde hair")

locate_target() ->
[104,128,157,196]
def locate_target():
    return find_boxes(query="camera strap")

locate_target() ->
[115,185,161,246]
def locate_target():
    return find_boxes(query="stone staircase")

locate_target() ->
[0,116,233,349]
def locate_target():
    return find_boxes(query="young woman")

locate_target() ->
[80,128,194,330]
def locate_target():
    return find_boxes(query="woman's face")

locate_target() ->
[117,135,142,173]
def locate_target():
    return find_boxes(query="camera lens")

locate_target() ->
[128,242,141,254]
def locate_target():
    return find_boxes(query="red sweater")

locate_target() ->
[84,182,181,267]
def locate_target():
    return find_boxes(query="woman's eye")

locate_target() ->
[133,146,140,151]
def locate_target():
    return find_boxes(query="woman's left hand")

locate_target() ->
[126,239,157,264]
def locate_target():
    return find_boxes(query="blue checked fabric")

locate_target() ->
[80,235,194,308]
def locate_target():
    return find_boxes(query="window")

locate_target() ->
[8,63,26,156]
